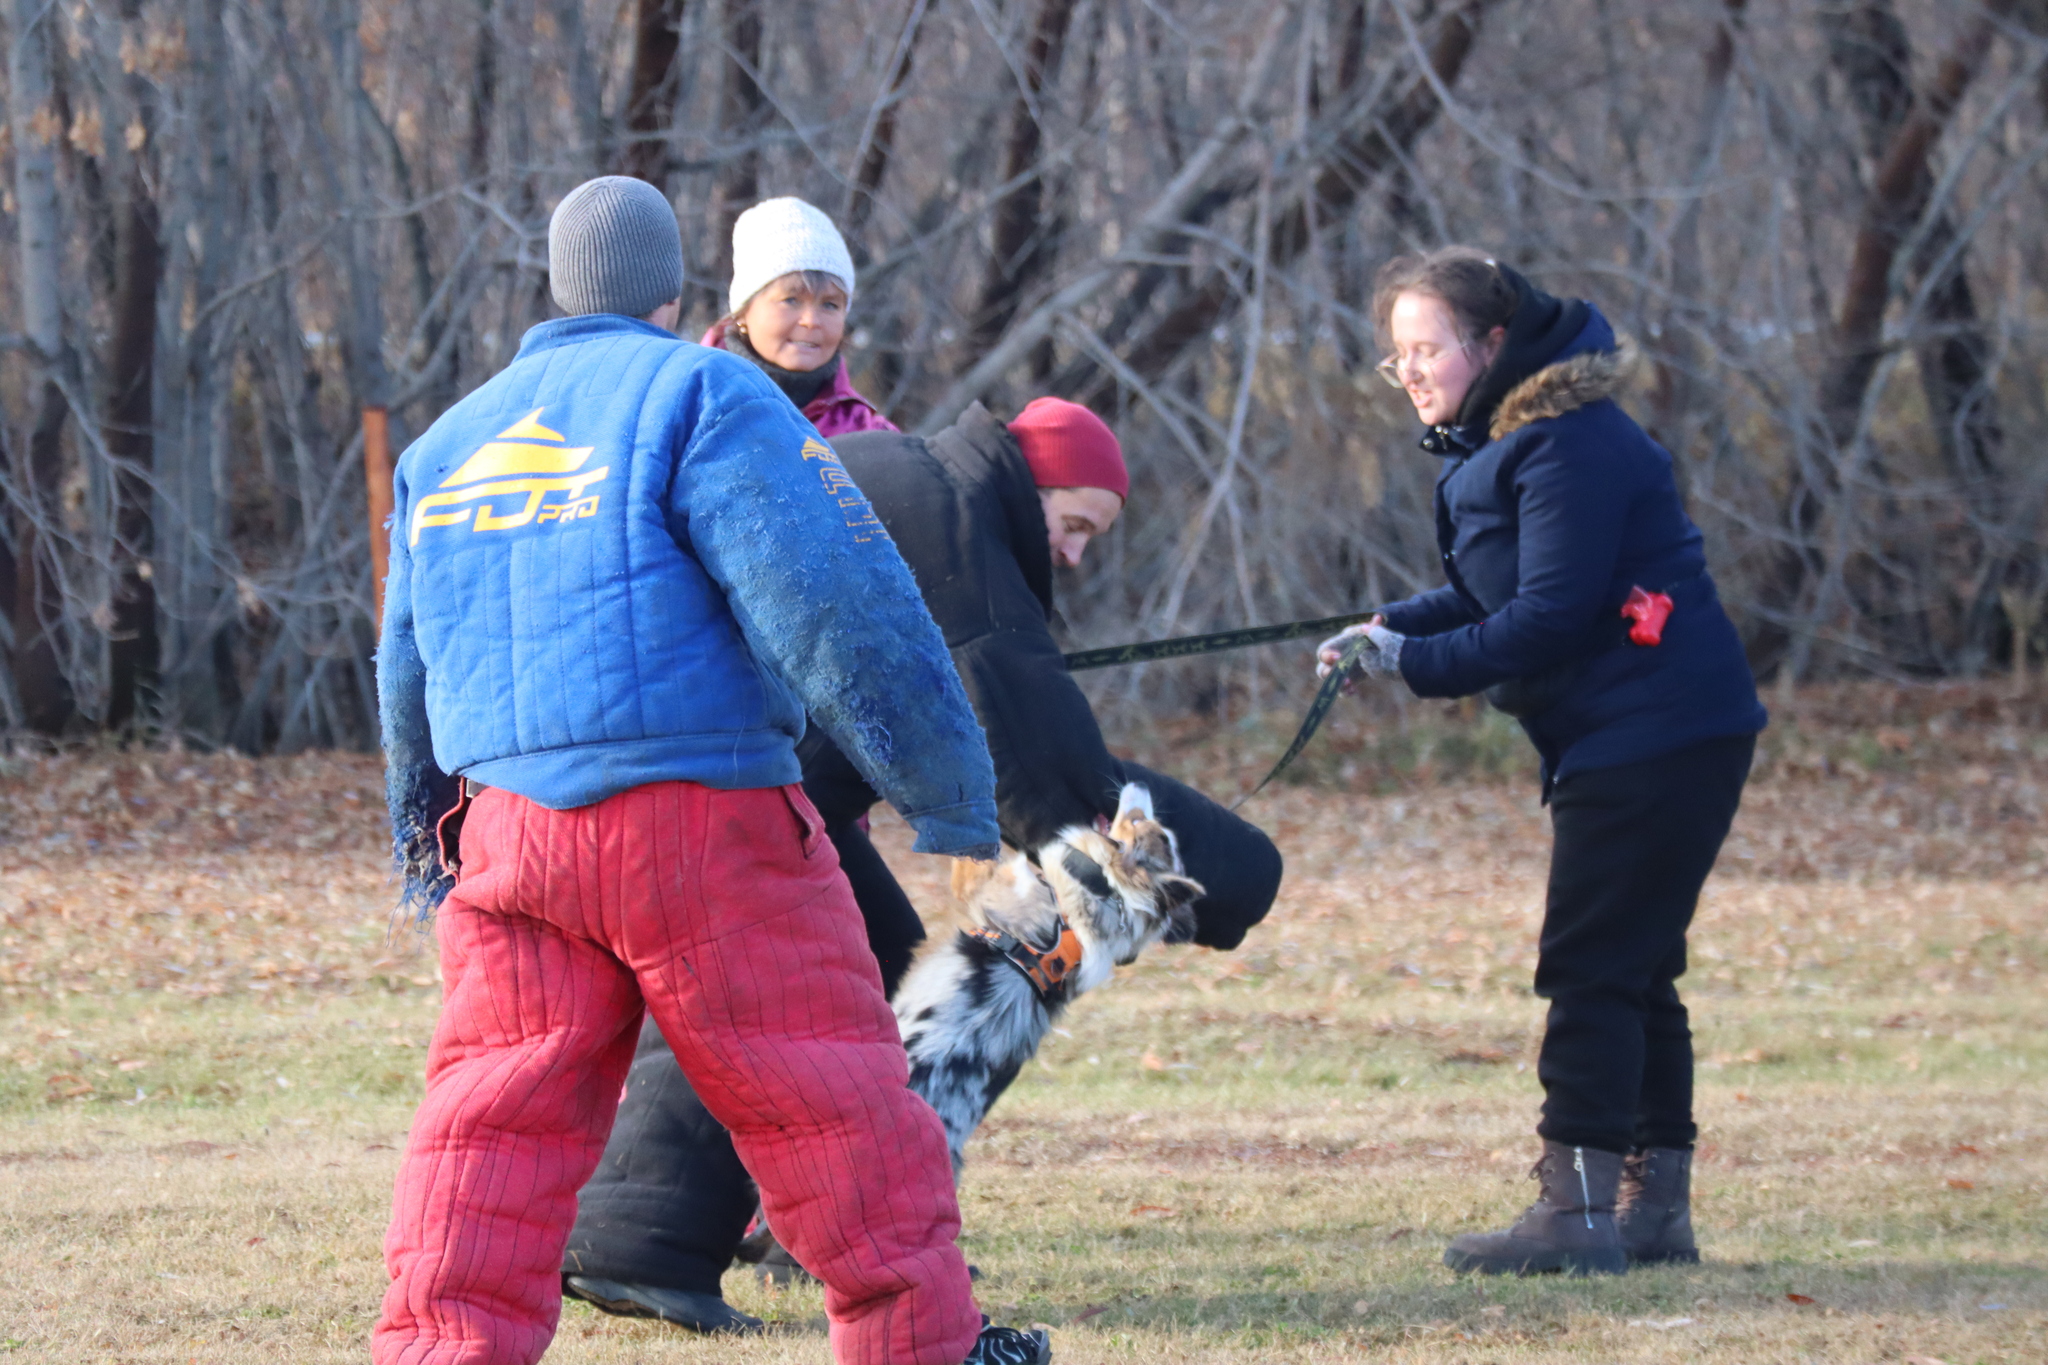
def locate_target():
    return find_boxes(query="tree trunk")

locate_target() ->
[619,0,686,188]
[468,0,498,183]
[1645,0,1747,474]
[1822,0,2001,483]
[843,0,931,237]
[334,7,395,414]
[1778,0,2016,678]
[969,0,1081,358]
[713,0,767,297]
[104,71,164,733]
[553,0,608,172]
[7,0,78,733]
[1816,1,2013,451]
[153,0,241,743]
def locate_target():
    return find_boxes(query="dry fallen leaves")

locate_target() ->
[5,689,2043,1011]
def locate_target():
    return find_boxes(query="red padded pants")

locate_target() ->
[372,781,979,1365]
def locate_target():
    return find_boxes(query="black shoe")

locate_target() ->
[1618,1146,1701,1265]
[561,1274,765,1334]
[747,1237,818,1288]
[1443,1140,1629,1277]
[964,1317,1051,1364]
[733,1209,780,1265]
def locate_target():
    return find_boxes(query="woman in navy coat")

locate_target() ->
[1321,249,1766,1276]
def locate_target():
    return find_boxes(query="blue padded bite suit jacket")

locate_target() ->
[377,314,998,909]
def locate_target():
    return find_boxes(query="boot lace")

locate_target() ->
[1617,1150,1649,1216]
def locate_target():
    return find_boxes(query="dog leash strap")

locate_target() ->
[1061,609,1384,672]
[1231,630,1377,810]
[1057,609,1386,810]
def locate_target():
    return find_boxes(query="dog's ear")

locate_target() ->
[1057,847,1115,902]
[1155,873,1204,911]
[1153,874,1202,943]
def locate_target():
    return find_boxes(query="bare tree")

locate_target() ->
[970,0,1082,362]
[102,0,165,730]
[0,0,2044,752]
[619,0,688,187]
[6,0,80,732]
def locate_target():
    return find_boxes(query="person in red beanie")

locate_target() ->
[1007,396,1130,567]
[563,397,1282,1328]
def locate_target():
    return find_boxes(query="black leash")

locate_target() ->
[1060,610,1383,808]
[1062,609,1381,673]
[1229,630,1376,808]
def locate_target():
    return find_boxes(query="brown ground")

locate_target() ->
[1,682,2043,1362]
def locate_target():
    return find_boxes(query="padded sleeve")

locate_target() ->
[672,392,999,858]
[377,460,459,919]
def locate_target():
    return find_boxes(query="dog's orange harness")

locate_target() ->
[966,921,1085,1003]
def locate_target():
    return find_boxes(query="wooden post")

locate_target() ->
[363,406,394,625]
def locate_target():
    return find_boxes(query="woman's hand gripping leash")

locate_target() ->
[1314,616,1409,695]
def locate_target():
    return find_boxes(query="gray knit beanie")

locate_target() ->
[548,176,685,319]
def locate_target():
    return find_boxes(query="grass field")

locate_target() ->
[2,685,2044,1363]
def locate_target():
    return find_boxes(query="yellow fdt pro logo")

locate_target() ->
[409,409,609,546]
[800,436,885,542]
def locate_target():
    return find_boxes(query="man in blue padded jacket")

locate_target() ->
[373,176,1050,1365]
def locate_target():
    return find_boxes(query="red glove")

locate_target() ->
[1621,586,1674,646]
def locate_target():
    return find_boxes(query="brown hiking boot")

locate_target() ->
[1618,1146,1699,1265]
[1443,1140,1629,1276]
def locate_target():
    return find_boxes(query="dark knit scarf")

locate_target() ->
[723,328,841,409]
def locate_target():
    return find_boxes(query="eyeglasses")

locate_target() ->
[1374,339,1473,390]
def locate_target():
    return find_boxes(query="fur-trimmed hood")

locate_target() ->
[1489,332,1643,441]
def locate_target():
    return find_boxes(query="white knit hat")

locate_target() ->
[727,197,857,317]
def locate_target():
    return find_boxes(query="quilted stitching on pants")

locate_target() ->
[373,781,979,1365]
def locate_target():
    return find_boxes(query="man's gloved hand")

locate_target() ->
[1315,619,1407,691]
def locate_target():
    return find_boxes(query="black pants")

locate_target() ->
[1534,733,1754,1155]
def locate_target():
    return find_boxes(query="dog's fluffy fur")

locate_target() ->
[894,784,1203,1173]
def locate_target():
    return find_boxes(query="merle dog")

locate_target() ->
[894,784,1203,1173]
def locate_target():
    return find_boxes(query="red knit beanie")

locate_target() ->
[1007,398,1128,501]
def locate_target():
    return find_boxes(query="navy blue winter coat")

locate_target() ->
[1381,303,1766,787]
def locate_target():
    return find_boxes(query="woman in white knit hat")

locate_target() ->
[701,196,896,436]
